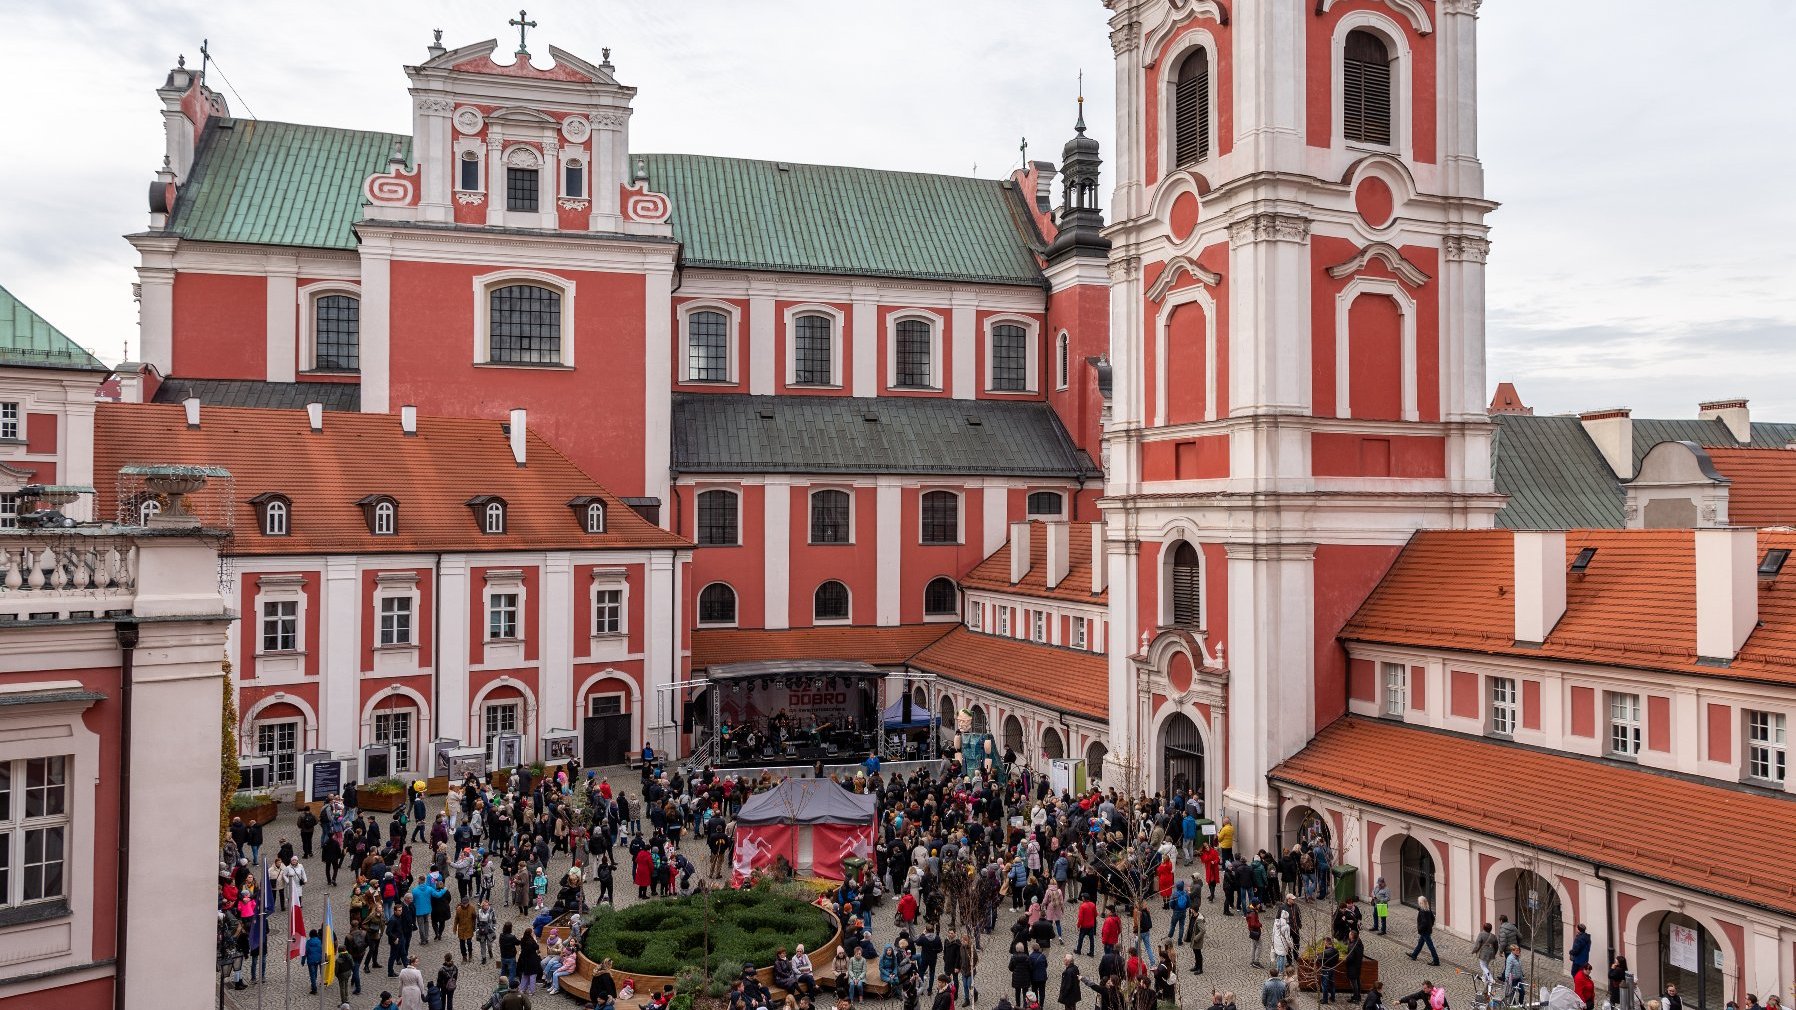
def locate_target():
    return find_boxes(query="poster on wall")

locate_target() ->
[1668,924,1699,973]
[309,759,344,802]
[447,747,486,781]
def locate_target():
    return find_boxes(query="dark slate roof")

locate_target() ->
[671,393,1099,478]
[1491,413,1796,530]
[0,284,108,372]
[152,377,361,412]
[168,119,410,249]
[639,154,1045,286]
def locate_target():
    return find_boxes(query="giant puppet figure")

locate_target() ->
[954,709,1005,783]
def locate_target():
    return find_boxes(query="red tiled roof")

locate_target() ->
[1344,528,1796,687]
[1274,718,1796,916]
[962,521,1106,605]
[1703,447,1796,527]
[691,625,952,669]
[94,402,687,555]
[906,626,1107,719]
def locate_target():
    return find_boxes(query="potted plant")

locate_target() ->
[359,777,409,813]
[228,791,278,827]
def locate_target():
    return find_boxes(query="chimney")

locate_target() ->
[1579,408,1634,479]
[1010,522,1033,584]
[508,407,527,467]
[1033,162,1058,213]
[1091,522,1108,594]
[1695,527,1758,662]
[1512,530,1567,645]
[1699,399,1751,444]
[182,395,200,429]
[400,404,418,436]
[1044,522,1071,589]
[306,402,323,432]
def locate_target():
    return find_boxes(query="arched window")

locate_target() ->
[923,577,959,617]
[1399,836,1436,908]
[138,499,161,526]
[483,501,506,534]
[813,580,850,622]
[1173,47,1212,166]
[459,150,480,191]
[1511,870,1564,959]
[263,498,289,536]
[895,318,933,388]
[809,489,851,544]
[314,294,360,372]
[1056,332,1070,390]
[1171,541,1202,628]
[1026,491,1065,517]
[793,313,835,386]
[920,490,959,545]
[968,706,989,734]
[488,284,562,364]
[698,583,737,626]
[990,323,1028,391]
[1343,30,1393,146]
[564,158,585,199]
[505,149,541,212]
[687,310,730,382]
[585,502,606,534]
[1086,741,1108,782]
[696,490,739,546]
[373,500,396,535]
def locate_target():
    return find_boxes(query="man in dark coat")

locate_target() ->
[1058,954,1084,1010]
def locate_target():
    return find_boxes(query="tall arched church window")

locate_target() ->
[793,314,834,386]
[990,324,1028,391]
[1171,541,1202,628]
[489,284,562,364]
[688,310,730,381]
[809,489,851,544]
[896,319,933,388]
[459,150,481,191]
[314,294,360,372]
[1173,48,1212,166]
[1343,30,1394,146]
[1056,332,1070,390]
[564,158,585,199]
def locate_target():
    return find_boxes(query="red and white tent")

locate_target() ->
[731,778,877,885]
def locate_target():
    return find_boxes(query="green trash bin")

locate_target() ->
[1332,864,1358,903]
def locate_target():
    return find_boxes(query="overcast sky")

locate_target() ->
[1,1,1790,420]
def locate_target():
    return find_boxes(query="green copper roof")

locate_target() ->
[641,153,1044,286]
[0,284,107,371]
[169,119,410,250]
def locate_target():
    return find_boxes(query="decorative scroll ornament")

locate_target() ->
[1227,212,1310,244]
[1324,240,1432,286]
[1145,254,1224,302]
[364,164,420,207]
[620,181,671,224]
[1443,234,1491,263]
[416,97,454,114]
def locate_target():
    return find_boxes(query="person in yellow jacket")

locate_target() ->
[1217,819,1236,862]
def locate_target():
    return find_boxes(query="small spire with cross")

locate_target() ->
[509,9,538,55]
[1075,69,1087,134]
[1020,137,1029,165]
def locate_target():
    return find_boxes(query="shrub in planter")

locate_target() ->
[228,793,278,826]
[360,777,408,813]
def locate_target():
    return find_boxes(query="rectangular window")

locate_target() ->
[970,602,983,631]
[261,600,298,653]
[506,167,539,212]
[1382,662,1406,717]
[920,491,959,545]
[372,709,413,773]
[484,703,520,750]
[593,588,622,635]
[1608,692,1642,757]
[0,493,16,530]
[809,490,851,544]
[589,695,623,717]
[565,163,584,199]
[1031,610,1047,643]
[793,314,834,386]
[1746,710,1787,783]
[990,324,1028,391]
[256,721,299,787]
[687,311,730,382]
[314,295,360,372]
[378,595,413,647]
[0,756,69,909]
[1072,618,1087,650]
[997,608,1011,637]
[488,593,520,641]
[459,154,480,191]
[0,402,18,441]
[696,491,739,546]
[1490,677,1517,737]
[895,319,933,388]
[488,284,562,365]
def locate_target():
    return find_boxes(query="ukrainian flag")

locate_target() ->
[320,898,337,986]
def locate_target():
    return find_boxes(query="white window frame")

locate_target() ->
[807,487,855,545]
[563,156,586,200]
[371,707,416,773]
[487,591,521,642]
[1335,278,1419,422]
[1072,617,1088,650]
[1030,609,1047,643]
[983,314,1041,394]
[483,701,521,751]
[297,281,361,374]
[1055,331,1071,391]
[483,501,506,534]
[456,145,484,192]
[997,607,1011,637]
[1330,13,1414,160]
[923,577,960,622]
[1155,32,1222,177]
[378,593,415,648]
[590,572,627,638]
[472,269,576,367]
[0,401,20,442]
[260,599,300,655]
[262,498,289,537]
[1382,661,1406,718]
[1489,676,1518,737]
[969,601,984,631]
[0,755,72,912]
[373,499,397,536]
[138,499,160,526]
[783,303,846,388]
[1608,692,1642,757]
[695,488,742,547]
[1745,710,1787,784]
[886,308,945,391]
[255,719,301,787]
[812,580,852,625]
[697,582,738,628]
[677,300,742,384]
[1026,490,1066,519]
[0,492,17,530]
[918,488,964,546]
[584,501,606,534]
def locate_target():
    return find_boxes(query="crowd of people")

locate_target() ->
[211,741,1617,1010]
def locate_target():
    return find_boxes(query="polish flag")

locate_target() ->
[288,901,306,960]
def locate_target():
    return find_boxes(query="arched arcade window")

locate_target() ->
[1173,47,1212,166]
[813,580,850,622]
[923,577,959,617]
[698,583,737,626]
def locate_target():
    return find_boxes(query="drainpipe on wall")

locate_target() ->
[1592,864,1618,975]
[431,553,442,751]
[112,621,140,1010]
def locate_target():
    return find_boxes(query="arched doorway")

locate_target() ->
[1086,741,1108,783]
[1002,714,1025,756]
[1399,836,1436,909]
[1497,869,1564,960]
[1284,805,1333,851]
[1041,726,1065,760]
[1160,712,1204,799]
[938,695,957,753]
[1650,912,1724,1010]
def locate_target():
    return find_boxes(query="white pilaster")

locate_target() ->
[1222,541,1314,847]
[132,237,178,374]
[642,263,674,508]
[541,552,575,734]
[851,285,877,397]
[1104,540,1139,778]
[265,262,298,383]
[359,237,393,414]
[763,477,792,629]
[59,390,96,521]
[436,557,471,742]
[876,478,903,626]
[643,552,679,755]
[950,294,978,400]
[748,292,776,395]
[982,480,1010,557]
[322,557,360,754]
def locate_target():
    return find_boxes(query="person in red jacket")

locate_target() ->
[1156,859,1175,903]
[1100,908,1123,956]
[634,847,653,899]
[1076,900,1099,956]
[1573,966,1595,1008]
[899,890,920,927]
[1199,845,1222,902]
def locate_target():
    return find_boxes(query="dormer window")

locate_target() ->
[467,495,508,534]
[567,497,607,534]
[251,493,291,536]
[357,495,398,536]
[565,159,585,199]
[459,151,481,191]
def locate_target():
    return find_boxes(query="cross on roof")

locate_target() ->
[509,10,538,54]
